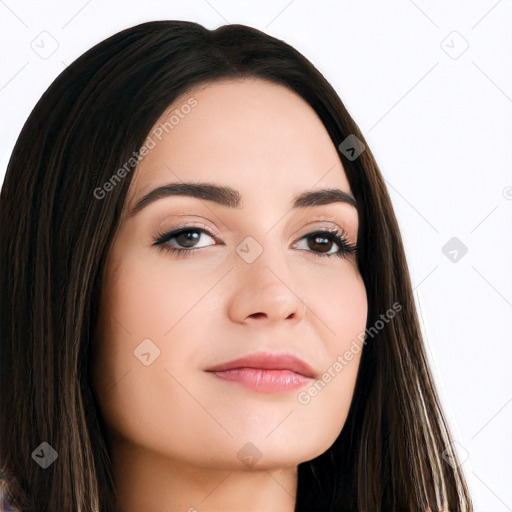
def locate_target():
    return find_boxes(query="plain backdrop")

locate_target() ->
[1,1,511,510]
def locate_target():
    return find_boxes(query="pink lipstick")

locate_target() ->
[205,352,315,393]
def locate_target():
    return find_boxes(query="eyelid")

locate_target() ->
[154,209,353,233]
[154,215,355,244]
[301,213,353,228]
[296,218,356,245]
[170,221,221,238]
[152,222,221,246]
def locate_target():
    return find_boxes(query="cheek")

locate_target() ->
[91,253,225,449]
[99,253,210,338]
[306,259,368,357]
[294,264,367,444]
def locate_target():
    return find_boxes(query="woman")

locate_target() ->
[0,20,473,511]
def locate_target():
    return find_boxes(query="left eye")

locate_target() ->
[153,227,356,259]
[293,230,355,258]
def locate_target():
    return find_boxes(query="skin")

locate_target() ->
[91,78,368,512]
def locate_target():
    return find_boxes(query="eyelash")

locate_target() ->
[152,224,357,259]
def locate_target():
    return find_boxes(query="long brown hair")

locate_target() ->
[0,20,472,511]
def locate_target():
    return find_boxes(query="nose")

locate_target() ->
[226,243,307,326]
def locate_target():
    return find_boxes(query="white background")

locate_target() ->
[1,1,511,510]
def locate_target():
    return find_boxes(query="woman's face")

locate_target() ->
[92,78,367,472]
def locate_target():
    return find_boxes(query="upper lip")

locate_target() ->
[204,351,316,379]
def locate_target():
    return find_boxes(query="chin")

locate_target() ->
[223,433,337,471]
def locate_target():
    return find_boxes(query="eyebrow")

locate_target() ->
[127,182,357,217]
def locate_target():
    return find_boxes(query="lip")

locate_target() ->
[204,352,316,393]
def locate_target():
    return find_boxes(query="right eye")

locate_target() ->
[152,226,218,256]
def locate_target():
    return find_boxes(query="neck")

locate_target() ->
[111,436,298,512]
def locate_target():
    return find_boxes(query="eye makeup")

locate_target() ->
[152,223,357,260]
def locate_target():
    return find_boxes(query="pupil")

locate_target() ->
[178,230,199,247]
[311,235,331,253]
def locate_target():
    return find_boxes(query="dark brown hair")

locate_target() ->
[0,20,472,511]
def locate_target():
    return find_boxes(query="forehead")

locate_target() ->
[126,78,352,212]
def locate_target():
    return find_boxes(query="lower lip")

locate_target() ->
[207,368,313,393]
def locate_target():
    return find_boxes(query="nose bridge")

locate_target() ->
[235,227,287,284]
[228,229,304,322]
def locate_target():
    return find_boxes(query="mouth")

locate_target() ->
[204,351,316,394]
